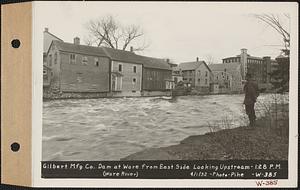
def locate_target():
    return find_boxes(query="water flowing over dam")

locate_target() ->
[42,94,283,161]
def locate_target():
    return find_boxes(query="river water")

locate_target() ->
[42,94,284,161]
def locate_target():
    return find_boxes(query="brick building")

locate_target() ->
[222,49,276,90]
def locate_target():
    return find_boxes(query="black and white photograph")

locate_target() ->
[34,1,298,187]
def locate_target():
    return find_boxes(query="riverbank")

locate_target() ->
[121,109,289,160]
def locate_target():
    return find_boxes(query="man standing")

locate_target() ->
[243,73,259,127]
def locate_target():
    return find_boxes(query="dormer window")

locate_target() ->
[82,56,88,65]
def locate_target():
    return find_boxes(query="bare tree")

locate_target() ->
[253,14,290,56]
[205,54,216,65]
[85,15,149,51]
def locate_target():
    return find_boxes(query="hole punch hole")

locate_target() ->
[11,142,20,152]
[11,39,21,48]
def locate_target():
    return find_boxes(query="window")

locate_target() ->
[132,78,136,84]
[94,58,99,67]
[82,56,88,65]
[49,55,52,66]
[189,78,192,82]
[216,76,218,80]
[205,71,208,77]
[43,70,47,75]
[205,79,208,84]
[119,64,122,72]
[198,78,200,83]
[198,70,201,75]
[227,76,229,80]
[70,54,76,64]
[133,66,137,73]
[54,52,57,64]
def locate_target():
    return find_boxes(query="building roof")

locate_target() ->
[50,41,171,70]
[103,47,171,70]
[209,63,240,72]
[136,55,171,70]
[248,55,263,60]
[44,31,64,42]
[178,61,203,70]
[50,41,108,57]
[178,61,211,72]
[101,47,144,64]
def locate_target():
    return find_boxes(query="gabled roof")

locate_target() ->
[136,55,171,70]
[101,47,143,65]
[178,61,211,72]
[178,61,203,71]
[50,41,108,57]
[44,31,64,42]
[208,63,240,72]
[102,47,171,70]
[49,41,171,70]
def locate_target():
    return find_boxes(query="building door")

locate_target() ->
[112,75,116,91]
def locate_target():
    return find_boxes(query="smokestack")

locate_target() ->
[196,57,199,62]
[130,46,134,52]
[74,37,80,45]
[44,27,49,32]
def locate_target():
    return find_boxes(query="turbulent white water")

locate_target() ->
[42,93,286,161]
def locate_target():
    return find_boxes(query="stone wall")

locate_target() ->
[141,90,172,97]
[43,90,108,100]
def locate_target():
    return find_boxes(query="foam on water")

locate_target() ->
[42,94,286,161]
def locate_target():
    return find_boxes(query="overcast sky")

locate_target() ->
[35,1,296,64]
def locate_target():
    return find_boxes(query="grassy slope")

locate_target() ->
[121,116,289,161]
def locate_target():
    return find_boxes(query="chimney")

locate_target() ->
[196,57,199,62]
[74,37,80,45]
[166,58,170,63]
[44,27,49,32]
[241,48,247,54]
[130,46,134,52]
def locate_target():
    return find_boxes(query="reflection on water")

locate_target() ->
[42,94,279,161]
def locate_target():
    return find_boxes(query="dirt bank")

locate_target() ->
[121,115,289,160]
